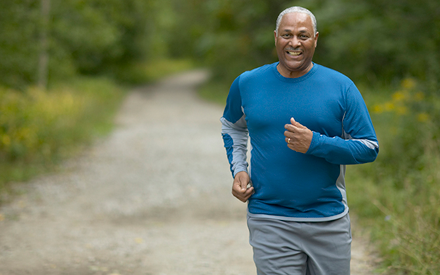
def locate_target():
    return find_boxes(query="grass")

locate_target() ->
[199,78,440,274]
[0,58,196,204]
[0,77,126,202]
[197,80,229,106]
[346,83,440,273]
[110,58,196,85]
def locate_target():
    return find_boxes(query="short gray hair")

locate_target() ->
[275,6,317,36]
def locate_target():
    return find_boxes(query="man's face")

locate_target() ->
[274,12,319,78]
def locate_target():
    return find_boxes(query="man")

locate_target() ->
[220,6,379,275]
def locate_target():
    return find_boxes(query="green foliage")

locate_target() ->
[49,0,156,81]
[0,0,179,89]
[0,78,125,200]
[368,79,437,183]
[347,80,440,274]
[313,0,440,82]
[348,165,440,274]
[0,0,40,89]
[106,59,195,85]
[198,80,230,106]
[192,0,440,86]
[0,56,194,203]
[193,0,285,83]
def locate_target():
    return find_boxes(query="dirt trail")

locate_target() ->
[0,70,377,274]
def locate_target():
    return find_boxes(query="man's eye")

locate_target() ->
[282,34,292,38]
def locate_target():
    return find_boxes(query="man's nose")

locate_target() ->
[289,36,301,47]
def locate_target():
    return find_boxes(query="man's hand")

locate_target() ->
[284,117,313,153]
[232,171,254,203]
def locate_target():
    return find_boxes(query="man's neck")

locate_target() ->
[277,62,314,78]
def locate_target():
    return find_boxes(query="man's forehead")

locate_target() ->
[280,12,312,25]
[279,13,313,31]
[280,28,310,33]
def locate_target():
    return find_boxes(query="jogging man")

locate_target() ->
[221,6,378,274]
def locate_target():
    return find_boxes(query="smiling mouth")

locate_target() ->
[287,51,302,56]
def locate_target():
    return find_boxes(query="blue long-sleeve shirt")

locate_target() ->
[221,63,378,222]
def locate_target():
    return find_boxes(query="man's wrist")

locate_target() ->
[234,170,248,178]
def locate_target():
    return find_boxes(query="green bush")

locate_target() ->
[0,77,125,200]
[347,79,440,274]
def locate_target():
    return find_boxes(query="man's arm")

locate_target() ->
[284,84,379,165]
[222,117,253,202]
[221,75,254,202]
[221,116,249,175]
[284,117,378,164]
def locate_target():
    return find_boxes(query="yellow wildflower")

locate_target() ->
[372,104,384,114]
[17,128,31,139]
[1,135,10,146]
[396,106,408,115]
[392,91,407,102]
[414,91,425,101]
[384,102,395,111]
[401,78,416,90]
[417,112,430,122]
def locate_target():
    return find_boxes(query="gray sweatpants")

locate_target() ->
[247,214,352,275]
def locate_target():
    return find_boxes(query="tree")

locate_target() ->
[38,0,50,90]
[0,0,40,89]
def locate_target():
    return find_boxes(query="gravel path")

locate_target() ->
[0,70,377,274]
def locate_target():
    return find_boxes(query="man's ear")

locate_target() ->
[314,32,319,48]
[274,30,277,46]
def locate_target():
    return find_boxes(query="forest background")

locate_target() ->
[1,0,439,274]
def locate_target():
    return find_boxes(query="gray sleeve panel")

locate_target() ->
[221,115,249,177]
[352,139,379,150]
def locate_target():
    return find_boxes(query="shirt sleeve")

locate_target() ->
[220,76,249,177]
[306,84,379,165]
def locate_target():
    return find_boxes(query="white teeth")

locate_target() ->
[288,51,301,56]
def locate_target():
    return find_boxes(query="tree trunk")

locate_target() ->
[38,0,50,90]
